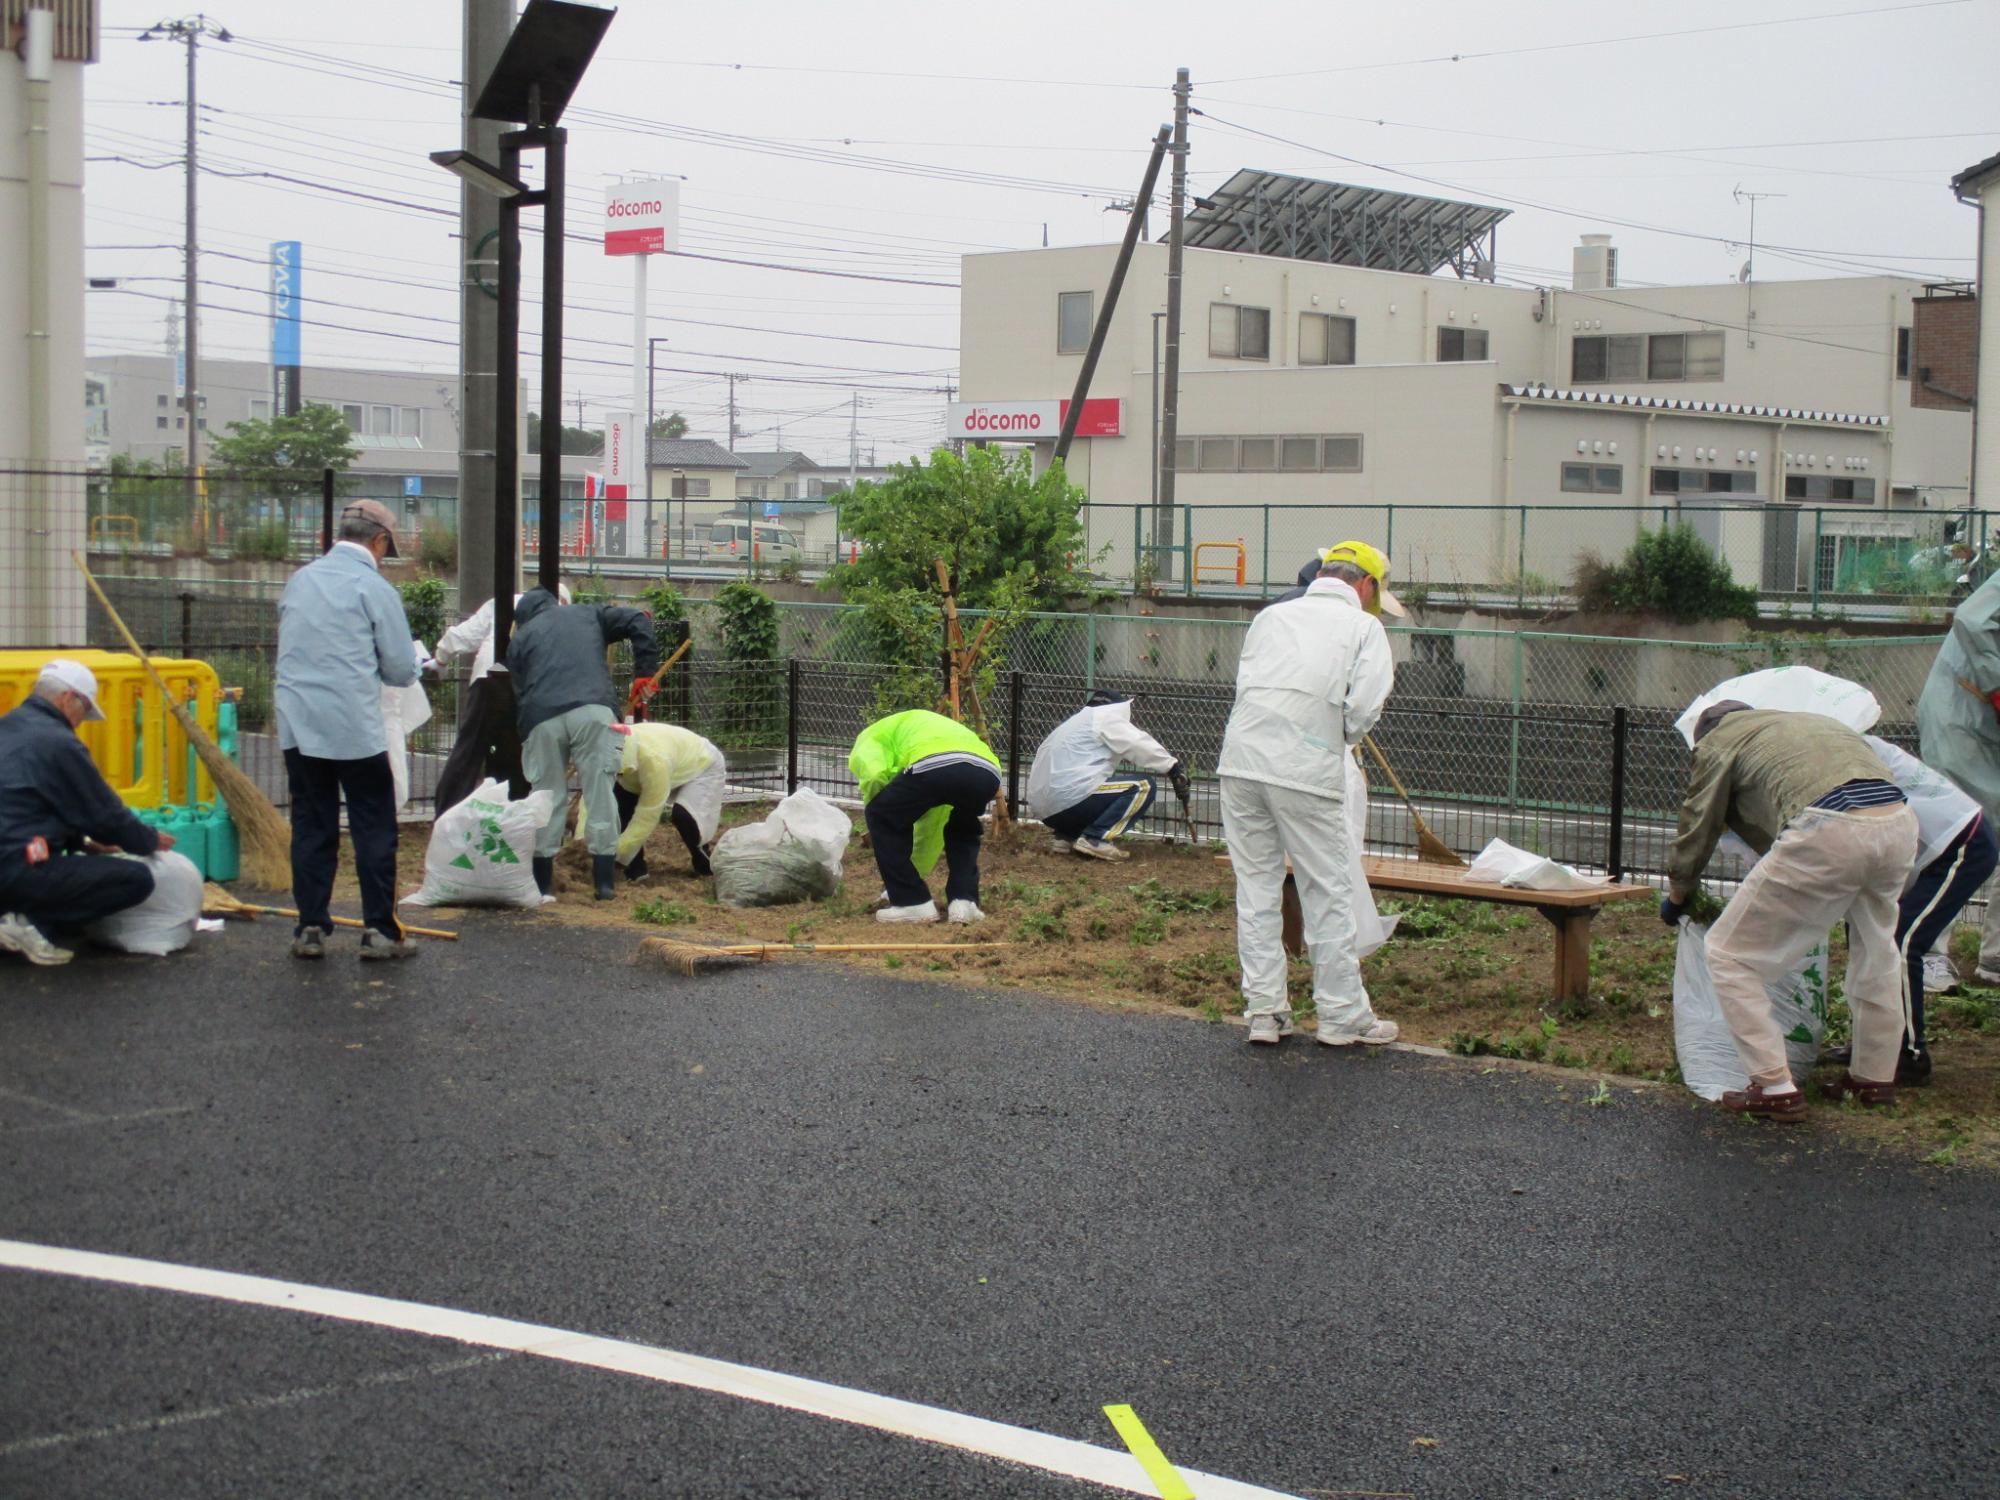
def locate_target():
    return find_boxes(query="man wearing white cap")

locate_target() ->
[276,498,419,960]
[0,661,172,966]
[1220,541,1404,1048]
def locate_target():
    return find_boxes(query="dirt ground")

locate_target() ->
[316,803,2000,1170]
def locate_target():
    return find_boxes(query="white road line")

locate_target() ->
[0,1239,1303,1499]
[0,1086,95,1121]
[0,1352,512,1457]
[1,1105,198,1136]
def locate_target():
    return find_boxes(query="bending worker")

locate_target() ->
[507,586,660,901]
[604,721,728,880]
[850,709,1001,925]
[1219,541,1401,1047]
[1662,703,1917,1120]
[1916,565,2000,984]
[430,584,570,812]
[1025,689,1186,861]
[0,660,171,967]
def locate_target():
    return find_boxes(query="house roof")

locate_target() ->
[647,438,747,468]
[734,449,822,479]
[1501,383,1887,428]
[1953,149,2000,201]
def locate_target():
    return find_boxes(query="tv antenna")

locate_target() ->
[1733,185,1787,348]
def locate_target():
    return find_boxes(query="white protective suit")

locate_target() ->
[433,587,569,683]
[1218,577,1395,1033]
[1025,699,1177,824]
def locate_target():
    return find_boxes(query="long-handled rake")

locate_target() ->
[639,934,1007,976]
[202,883,458,941]
[74,552,295,888]
[1362,733,1466,868]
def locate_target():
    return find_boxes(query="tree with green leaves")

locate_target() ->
[648,412,689,440]
[208,403,361,542]
[526,412,604,455]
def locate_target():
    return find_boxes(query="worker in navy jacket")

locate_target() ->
[0,660,168,967]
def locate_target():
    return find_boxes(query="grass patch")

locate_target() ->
[631,896,696,926]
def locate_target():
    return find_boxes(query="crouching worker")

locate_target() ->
[1662,703,1918,1119]
[606,722,727,880]
[1025,690,1185,861]
[849,709,1001,925]
[0,661,170,967]
[507,587,660,900]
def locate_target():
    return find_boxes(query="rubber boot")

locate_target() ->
[592,854,617,901]
[532,856,554,897]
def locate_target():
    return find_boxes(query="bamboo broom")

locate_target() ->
[202,882,457,940]
[74,554,294,888]
[638,933,1007,976]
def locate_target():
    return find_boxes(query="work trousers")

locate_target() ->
[1220,774,1375,1035]
[611,782,711,870]
[1707,805,1917,1088]
[1044,778,1156,843]
[523,705,619,858]
[285,747,400,940]
[1900,815,1998,1048]
[0,853,155,939]
[865,761,999,908]
[433,671,526,813]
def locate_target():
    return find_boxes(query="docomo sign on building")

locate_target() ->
[946,399,1123,440]
[604,178,681,256]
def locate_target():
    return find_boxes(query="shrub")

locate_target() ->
[638,580,688,624]
[416,522,458,574]
[712,581,782,747]
[398,575,449,645]
[1575,525,1757,623]
[235,522,294,562]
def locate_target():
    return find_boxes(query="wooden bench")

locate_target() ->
[1220,854,1652,1004]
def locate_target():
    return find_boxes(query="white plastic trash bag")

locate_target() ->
[1676,666,1880,750]
[1346,751,1397,957]
[1465,837,1604,892]
[382,677,434,812]
[403,777,557,908]
[1671,920,1829,1099]
[711,787,852,908]
[84,850,204,956]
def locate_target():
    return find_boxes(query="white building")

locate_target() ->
[957,172,1971,597]
[2,1,94,645]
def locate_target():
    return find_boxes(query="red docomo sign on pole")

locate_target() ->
[604,178,681,257]
[945,399,1123,439]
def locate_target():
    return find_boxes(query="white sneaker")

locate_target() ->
[1975,965,2000,987]
[1317,1018,1400,1047]
[1924,953,1960,995]
[1073,836,1129,862]
[1047,838,1073,855]
[876,902,939,925]
[1246,1012,1294,1044]
[946,899,986,924]
[0,913,72,967]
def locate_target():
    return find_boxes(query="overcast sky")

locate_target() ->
[85,0,1998,463]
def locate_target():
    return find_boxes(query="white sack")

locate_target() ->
[1675,666,1880,750]
[711,788,852,908]
[1466,837,1604,892]
[1671,920,1829,1100]
[381,678,434,812]
[1346,751,1398,958]
[402,777,557,908]
[84,851,204,956]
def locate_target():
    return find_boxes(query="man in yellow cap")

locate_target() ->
[1219,540,1403,1047]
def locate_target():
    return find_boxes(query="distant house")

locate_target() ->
[645,438,749,507]
[733,450,822,501]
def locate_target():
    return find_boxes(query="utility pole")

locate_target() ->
[456,0,509,632]
[847,391,859,493]
[139,15,232,474]
[1156,67,1190,584]
[725,373,740,450]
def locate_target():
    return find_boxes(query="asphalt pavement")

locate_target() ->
[4,912,1999,1498]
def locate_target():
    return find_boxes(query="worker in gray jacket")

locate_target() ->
[1916,566,2000,980]
[506,587,660,900]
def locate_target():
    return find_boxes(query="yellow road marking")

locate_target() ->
[1104,1403,1196,1500]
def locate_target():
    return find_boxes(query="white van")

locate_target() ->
[703,520,801,564]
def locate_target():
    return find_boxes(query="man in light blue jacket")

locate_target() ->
[276,499,419,961]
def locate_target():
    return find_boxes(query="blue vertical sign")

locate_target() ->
[270,241,302,416]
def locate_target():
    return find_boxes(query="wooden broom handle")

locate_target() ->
[629,636,692,710]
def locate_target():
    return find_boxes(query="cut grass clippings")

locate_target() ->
[314,801,2000,1170]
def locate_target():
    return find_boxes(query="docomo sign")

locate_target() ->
[603,178,681,257]
[946,398,1122,439]
[604,409,634,500]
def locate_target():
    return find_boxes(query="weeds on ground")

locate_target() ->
[632,896,696,925]
[1127,879,1228,915]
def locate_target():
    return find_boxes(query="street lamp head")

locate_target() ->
[429,149,527,199]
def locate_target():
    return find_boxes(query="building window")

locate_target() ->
[1280,436,1318,471]
[1436,327,1488,362]
[1785,475,1877,503]
[1208,303,1270,360]
[1239,437,1277,471]
[1057,291,1092,355]
[1198,437,1238,471]
[1575,331,1723,383]
[156,415,168,429]
[1322,436,1363,472]
[248,399,272,422]
[175,417,185,429]
[1650,467,1757,496]
[1896,326,1911,379]
[1182,434,1362,473]
[1561,462,1623,494]
[341,403,364,432]
[399,407,424,440]
[684,477,711,499]
[1298,313,1356,367]
[370,405,394,436]
[156,393,168,408]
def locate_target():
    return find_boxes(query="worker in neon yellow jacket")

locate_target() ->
[849,709,1001,925]
[595,722,727,882]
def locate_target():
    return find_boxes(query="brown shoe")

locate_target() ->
[1717,1084,1809,1123]
[1820,1073,1897,1108]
